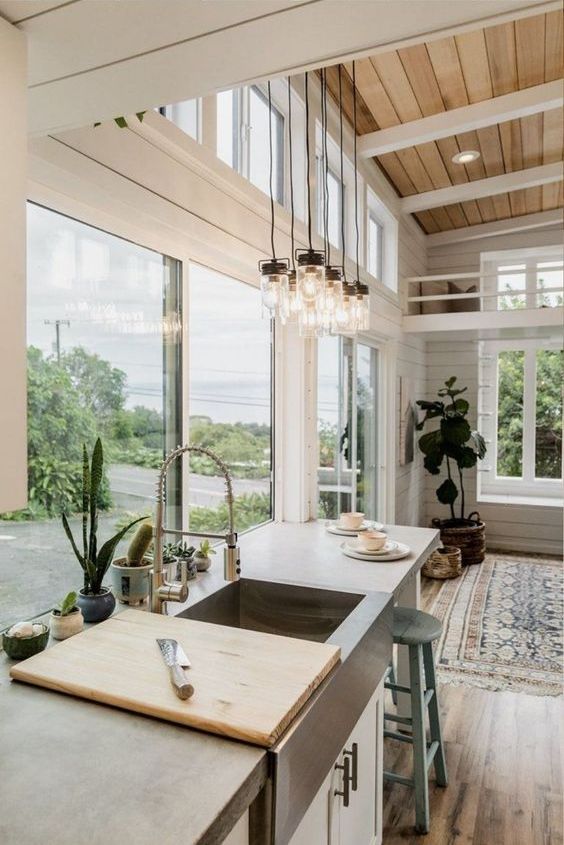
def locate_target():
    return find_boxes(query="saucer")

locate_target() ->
[341,541,410,562]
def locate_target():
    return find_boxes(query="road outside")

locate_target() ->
[0,463,269,631]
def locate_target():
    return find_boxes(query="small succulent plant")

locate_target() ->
[162,541,195,565]
[196,540,216,559]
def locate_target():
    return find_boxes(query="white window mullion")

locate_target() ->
[522,348,536,484]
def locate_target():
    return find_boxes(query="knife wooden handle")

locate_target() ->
[169,664,194,700]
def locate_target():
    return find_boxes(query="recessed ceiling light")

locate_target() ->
[452,150,480,164]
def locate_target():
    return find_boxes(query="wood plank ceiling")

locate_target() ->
[326,10,563,233]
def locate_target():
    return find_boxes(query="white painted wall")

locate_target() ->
[0,19,27,512]
[395,217,427,527]
[424,227,563,555]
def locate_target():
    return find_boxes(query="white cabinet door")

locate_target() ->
[288,763,341,845]
[338,682,383,845]
[289,680,384,845]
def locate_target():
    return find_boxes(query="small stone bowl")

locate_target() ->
[2,623,50,660]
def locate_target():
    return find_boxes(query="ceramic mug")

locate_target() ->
[358,530,387,551]
[339,512,365,530]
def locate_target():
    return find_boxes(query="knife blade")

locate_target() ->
[156,638,194,700]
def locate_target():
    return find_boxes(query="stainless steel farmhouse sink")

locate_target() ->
[178,576,393,845]
[177,578,364,643]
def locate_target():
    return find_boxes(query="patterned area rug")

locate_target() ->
[429,552,563,696]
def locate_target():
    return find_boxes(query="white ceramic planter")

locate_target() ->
[111,557,152,605]
[50,608,84,640]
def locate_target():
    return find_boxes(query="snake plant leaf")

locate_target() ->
[436,478,458,505]
[441,416,471,446]
[62,513,86,570]
[89,438,103,562]
[82,444,90,561]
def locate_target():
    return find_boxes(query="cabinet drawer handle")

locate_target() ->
[334,755,351,807]
[343,742,358,791]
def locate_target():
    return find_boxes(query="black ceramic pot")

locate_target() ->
[77,587,116,623]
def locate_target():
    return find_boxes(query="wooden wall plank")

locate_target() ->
[544,10,563,82]
[515,14,546,88]
[484,21,518,96]
[455,29,493,103]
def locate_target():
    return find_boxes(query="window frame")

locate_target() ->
[365,185,398,291]
[481,245,564,311]
[478,337,563,504]
[159,98,202,142]
[367,211,383,283]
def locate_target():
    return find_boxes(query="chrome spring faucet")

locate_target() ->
[151,444,240,614]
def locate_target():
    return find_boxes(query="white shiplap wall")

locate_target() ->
[395,216,427,526]
[425,227,563,556]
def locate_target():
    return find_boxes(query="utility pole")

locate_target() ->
[44,319,70,363]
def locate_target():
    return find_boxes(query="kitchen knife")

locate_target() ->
[156,638,194,700]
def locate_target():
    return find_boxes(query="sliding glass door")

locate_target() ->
[317,337,380,521]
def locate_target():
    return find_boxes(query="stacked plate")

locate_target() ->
[326,520,384,537]
[340,538,410,562]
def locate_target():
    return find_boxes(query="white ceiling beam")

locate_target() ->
[358,81,563,158]
[426,209,564,246]
[401,163,563,213]
[22,0,556,135]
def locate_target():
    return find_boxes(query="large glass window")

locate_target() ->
[0,204,182,631]
[216,85,284,204]
[317,336,380,521]
[479,339,563,501]
[188,264,273,534]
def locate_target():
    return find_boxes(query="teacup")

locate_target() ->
[358,531,387,552]
[339,512,364,530]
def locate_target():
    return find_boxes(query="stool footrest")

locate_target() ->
[384,729,413,744]
[384,771,413,787]
[384,681,411,695]
[383,712,413,726]
[426,740,439,771]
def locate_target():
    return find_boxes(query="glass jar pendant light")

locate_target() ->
[259,81,290,318]
[297,71,325,337]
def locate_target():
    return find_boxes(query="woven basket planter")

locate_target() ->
[431,512,486,566]
[423,546,462,579]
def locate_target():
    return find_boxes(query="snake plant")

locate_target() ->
[62,438,145,594]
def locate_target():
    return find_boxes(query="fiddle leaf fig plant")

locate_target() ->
[416,377,486,523]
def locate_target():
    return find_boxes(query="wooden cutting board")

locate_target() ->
[10,609,340,748]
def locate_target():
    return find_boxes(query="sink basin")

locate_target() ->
[178,578,364,643]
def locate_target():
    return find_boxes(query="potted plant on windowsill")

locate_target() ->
[111,522,154,605]
[162,541,197,581]
[50,591,84,640]
[194,539,216,572]
[416,377,487,565]
[62,438,146,622]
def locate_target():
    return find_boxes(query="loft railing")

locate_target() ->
[404,266,564,312]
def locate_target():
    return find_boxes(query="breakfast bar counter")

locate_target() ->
[0,520,438,845]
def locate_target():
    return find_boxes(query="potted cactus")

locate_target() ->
[194,539,216,572]
[111,521,154,605]
[50,591,84,640]
[62,438,146,622]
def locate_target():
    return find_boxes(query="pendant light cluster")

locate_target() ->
[259,64,370,335]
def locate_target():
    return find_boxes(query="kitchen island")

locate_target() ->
[0,521,438,845]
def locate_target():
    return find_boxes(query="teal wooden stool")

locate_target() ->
[383,607,448,834]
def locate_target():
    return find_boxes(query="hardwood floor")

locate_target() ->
[382,575,563,845]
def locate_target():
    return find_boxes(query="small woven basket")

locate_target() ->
[422,546,462,580]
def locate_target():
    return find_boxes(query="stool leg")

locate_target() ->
[423,641,448,788]
[409,643,429,834]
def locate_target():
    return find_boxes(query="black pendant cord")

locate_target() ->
[352,61,360,285]
[338,65,346,278]
[320,69,328,263]
[323,70,331,268]
[304,71,313,251]
[287,78,296,271]
[267,81,276,260]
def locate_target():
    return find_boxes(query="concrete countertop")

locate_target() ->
[0,520,438,845]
